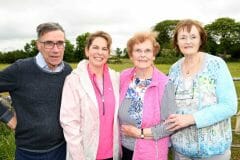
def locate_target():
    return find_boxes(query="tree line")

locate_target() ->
[0,17,239,63]
[153,17,240,61]
[0,32,90,63]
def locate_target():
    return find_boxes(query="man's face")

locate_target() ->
[37,30,65,70]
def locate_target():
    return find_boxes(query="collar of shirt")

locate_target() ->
[35,53,64,73]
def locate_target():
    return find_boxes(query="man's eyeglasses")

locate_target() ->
[175,80,195,100]
[39,41,65,49]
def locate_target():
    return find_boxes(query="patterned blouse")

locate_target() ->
[125,77,152,128]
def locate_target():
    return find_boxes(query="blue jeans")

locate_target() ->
[16,143,66,160]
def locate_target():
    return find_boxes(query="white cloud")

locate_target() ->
[0,0,240,51]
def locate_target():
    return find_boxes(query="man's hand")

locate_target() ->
[7,113,17,130]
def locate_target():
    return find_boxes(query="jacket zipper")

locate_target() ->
[155,140,159,160]
[93,75,105,115]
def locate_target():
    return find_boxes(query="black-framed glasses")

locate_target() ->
[175,80,195,100]
[39,41,65,49]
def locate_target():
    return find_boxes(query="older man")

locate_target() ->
[0,22,72,160]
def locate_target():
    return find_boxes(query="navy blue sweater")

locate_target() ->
[0,57,72,151]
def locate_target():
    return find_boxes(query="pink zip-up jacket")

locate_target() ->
[120,67,169,160]
[60,60,120,160]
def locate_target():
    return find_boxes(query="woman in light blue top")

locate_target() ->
[166,19,238,160]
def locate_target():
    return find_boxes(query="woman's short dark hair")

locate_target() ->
[85,31,112,50]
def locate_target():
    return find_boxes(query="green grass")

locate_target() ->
[0,64,9,70]
[0,125,15,160]
[0,60,239,159]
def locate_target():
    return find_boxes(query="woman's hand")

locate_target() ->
[121,124,141,138]
[165,114,195,131]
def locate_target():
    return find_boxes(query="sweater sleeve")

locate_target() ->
[151,81,177,140]
[0,63,18,122]
[60,74,85,160]
[193,58,238,128]
[0,62,19,92]
[0,100,14,123]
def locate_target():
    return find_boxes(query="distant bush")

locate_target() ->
[107,57,122,64]
[155,48,181,64]
[155,56,180,64]
[0,50,28,63]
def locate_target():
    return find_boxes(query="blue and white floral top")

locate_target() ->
[169,53,238,158]
[125,77,152,128]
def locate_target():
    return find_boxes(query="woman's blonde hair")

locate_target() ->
[127,31,160,57]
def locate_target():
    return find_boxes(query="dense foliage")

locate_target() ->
[153,17,240,60]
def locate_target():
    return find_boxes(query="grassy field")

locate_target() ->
[0,60,239,159]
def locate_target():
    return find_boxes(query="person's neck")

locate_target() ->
[135,66,153,80]
[184,52,201,63]
[89,64,104,79]
[182,52,202,76]
[47,64,59,71]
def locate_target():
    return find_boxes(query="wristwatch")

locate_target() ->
[140,128,144,139]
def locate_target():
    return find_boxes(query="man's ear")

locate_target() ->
[36,40,41,50]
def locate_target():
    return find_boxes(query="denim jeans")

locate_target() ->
[16,143,66,160]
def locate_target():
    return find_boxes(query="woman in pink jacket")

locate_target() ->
[60,31,120,160]
[118,32,176,160]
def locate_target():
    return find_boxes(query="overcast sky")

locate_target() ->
[1,0,240,52]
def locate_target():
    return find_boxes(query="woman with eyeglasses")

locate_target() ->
[60,31,120,160]
[118,32,176,160]
[166,19,238,160]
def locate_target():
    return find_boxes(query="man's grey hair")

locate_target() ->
[36,22,65,39]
